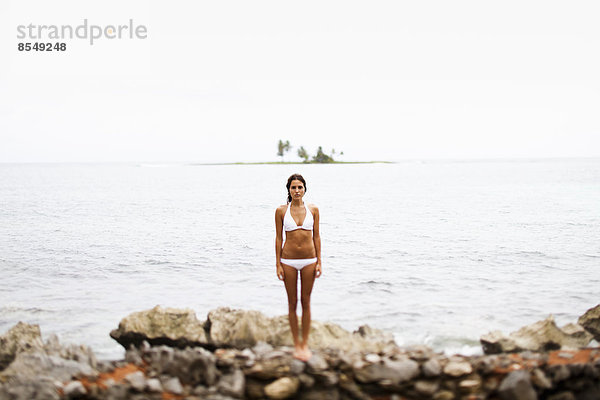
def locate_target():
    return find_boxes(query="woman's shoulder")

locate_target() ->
[275,204,288,214]
[307,203,319,214]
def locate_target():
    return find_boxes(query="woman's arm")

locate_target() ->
[312,206,322,278]
[275,206,285,280]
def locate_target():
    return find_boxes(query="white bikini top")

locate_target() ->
[283,202,314,232]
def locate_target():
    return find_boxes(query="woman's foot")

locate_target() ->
[292,345,304,360]
[299,344,312,361]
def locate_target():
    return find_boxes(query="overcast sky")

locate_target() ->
[1,0,599,163]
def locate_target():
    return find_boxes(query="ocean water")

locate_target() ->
[0,159,598,360]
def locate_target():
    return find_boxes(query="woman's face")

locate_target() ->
[289,179,305,200]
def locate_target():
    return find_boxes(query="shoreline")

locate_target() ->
[1,305,599,399]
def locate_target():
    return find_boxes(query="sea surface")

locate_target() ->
[1,159,599,360]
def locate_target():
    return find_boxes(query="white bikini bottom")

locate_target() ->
[280,257,318,271]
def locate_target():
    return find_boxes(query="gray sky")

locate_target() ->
[1,0,599,163]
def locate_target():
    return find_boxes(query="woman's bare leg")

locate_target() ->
[282,264,302,358]
[299,263,317,360]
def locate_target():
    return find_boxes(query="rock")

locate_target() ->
[497,370,537,400]
[432,390,455,400]
[353,358,419,384]
[423,357,442,377]
[0,322,44,370]
[306,353,328,372]
[481,315,592,354]
[110,305,209,349]
[297,387,340,400]
[578,304,600,341]
[264,376,300,399]
[146,378,163,392]
[217,368,245,398]
[245,350,294,380]
[142,345,219,386]
[207,307,394,352]
[0,351,94,382]
[163,376,184,395]
[480,330,520,354]
[531,368,552,389]
[290,359,305,375]
[547,392,576,400]
[63,380,87,398]
[338,373,368,400]
[0,377,61,400]
[415,380,439,395]
[124,370,146,392]
[459,376,482,393]
[561,323,594,345]
[354,325,395,344]
[443,361,472,377]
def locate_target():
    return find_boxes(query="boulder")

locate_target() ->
[497,370,537,400]
[110,305,209,349]
[207,307,395,352]
[353,358,419,384]
[264,377,300,400]
[0,322,44,370]
[480,315,592,354]
[578,304,600,341]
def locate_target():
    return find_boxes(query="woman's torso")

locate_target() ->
[281,202,316,259]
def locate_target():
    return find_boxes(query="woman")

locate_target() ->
[275,173,322,361]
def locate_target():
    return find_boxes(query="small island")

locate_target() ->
[190,140,392,165]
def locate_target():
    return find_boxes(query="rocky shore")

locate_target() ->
[1,304,599,400]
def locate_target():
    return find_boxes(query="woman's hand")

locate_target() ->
[315,262,322,278]
[276,264,284,280]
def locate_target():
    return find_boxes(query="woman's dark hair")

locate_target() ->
[286,174,307,203]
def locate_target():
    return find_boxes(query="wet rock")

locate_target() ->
[217,368,245,398]
[423,357,442,377]
[0,322,44,370]
[64,380,87,398]
[443,360,472,377]
[578,304,600,341]
[263,376,300,399]
[481,315,592,354]
[497,370,537,400]
[110,305,209,349]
